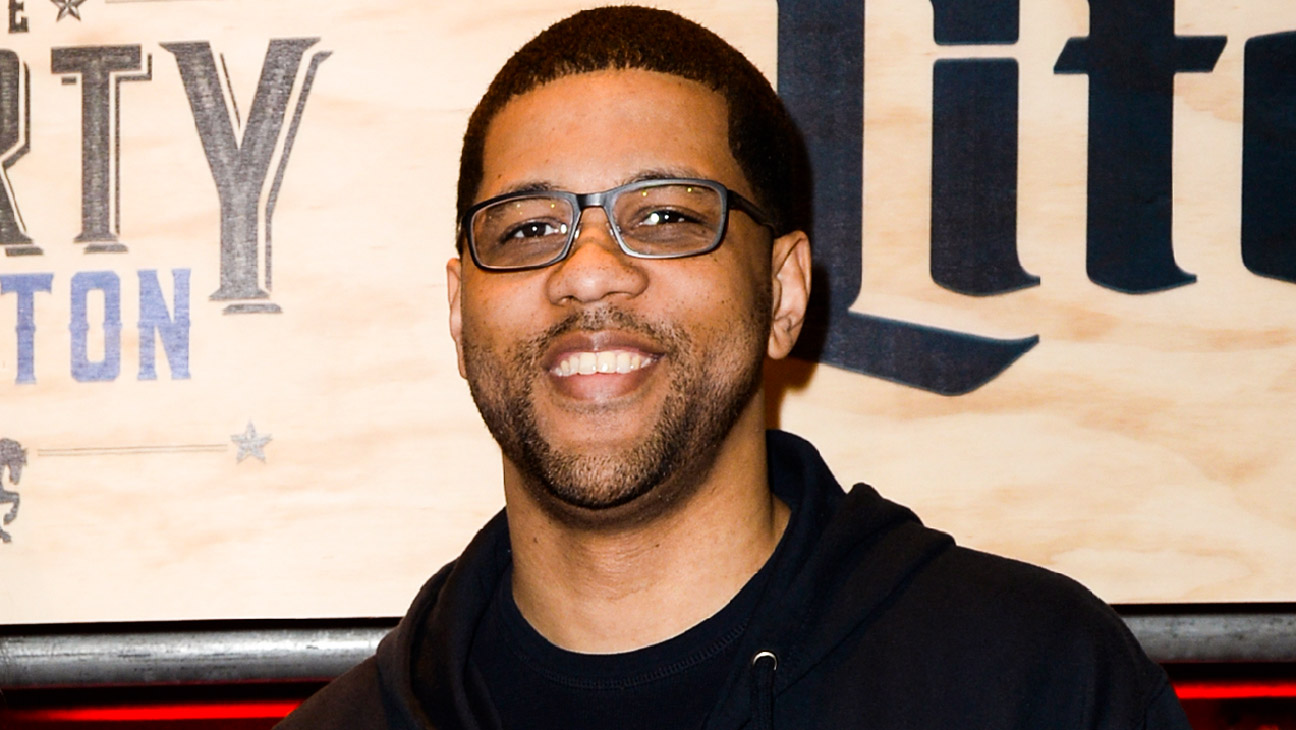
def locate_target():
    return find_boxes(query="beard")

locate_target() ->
[462,302,769,526]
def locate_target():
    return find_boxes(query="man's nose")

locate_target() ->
[545,208,649,305]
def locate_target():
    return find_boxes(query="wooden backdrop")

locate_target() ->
[1,0,1292,624]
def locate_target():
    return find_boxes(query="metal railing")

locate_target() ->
[1,609,1294,688]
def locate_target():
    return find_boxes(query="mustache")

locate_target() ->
[527,307,684,357]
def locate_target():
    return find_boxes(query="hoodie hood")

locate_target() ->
[368,430,952,730]
[700,431,952,729]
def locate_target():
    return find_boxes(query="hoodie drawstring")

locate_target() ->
[750,651,777,730]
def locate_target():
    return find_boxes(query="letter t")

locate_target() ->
[1055,0,1225,293]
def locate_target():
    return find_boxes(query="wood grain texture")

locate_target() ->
[2,0,1293,624]
[0,0,777,623]
[775,0,1296,603]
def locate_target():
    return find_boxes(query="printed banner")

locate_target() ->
[0,0,777,623]
[782,0,1296,604]
[1,0,1293,624]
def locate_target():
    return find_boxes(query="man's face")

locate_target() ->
[448,69,779,526]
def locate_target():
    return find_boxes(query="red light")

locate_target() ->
[1175,680,1296,700]
[7,700,302,722]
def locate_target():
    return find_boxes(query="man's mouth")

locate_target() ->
[550,349,655,377]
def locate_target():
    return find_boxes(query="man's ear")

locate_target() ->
[446,257,467,378]
[767,230,811,360]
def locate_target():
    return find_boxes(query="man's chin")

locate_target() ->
[527,473,684,532]
[510,444,701,531]
[533,451,658,507]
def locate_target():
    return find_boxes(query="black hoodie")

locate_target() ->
[278,431,1190,729]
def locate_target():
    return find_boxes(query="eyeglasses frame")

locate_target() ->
[459,177,776,272]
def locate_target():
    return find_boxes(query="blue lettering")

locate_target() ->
[69,271,121,382]
[137,269,190,380]
[0,272,50,384]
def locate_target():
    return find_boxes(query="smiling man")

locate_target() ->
[278,7,1190,729]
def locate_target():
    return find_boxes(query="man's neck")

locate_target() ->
[502,422,789,654]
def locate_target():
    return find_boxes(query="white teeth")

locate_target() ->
[552,350,652,377]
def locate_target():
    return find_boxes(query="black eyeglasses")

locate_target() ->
[460,177,774,272]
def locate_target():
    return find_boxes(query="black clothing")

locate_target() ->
[469,561,763,729]
[466,478,802,730]
[278,431,1190,730]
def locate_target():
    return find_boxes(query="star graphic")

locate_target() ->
[50,0,88,21]
[231,422,272,463]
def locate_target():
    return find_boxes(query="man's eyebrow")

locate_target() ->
[493,168,707,197]
[624,167,704,185]
[495,180,558,196]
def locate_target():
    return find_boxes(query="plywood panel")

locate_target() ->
[0,0,777,623]
[779,0,1296,602]
[2,0,1293,623]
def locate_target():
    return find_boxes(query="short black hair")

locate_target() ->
[456,5,810,245]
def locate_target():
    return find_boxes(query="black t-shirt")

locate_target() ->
[467,521,799,730]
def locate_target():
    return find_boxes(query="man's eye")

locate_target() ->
[506,220,565,240]
[641,209,695,226]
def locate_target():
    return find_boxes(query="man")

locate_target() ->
[279,6,1189,729]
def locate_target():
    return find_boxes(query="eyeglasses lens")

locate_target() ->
[472,196,575,270]
[612,183,723,256]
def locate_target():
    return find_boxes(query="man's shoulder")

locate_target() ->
[789,538,1186,728]
[880,541,1131,662]
[824,477,1136,652]
[914,544,1132,641]
[890,543,1175,720]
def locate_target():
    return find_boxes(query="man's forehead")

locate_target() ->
[477,69,747,198]
[486,68,729,138]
